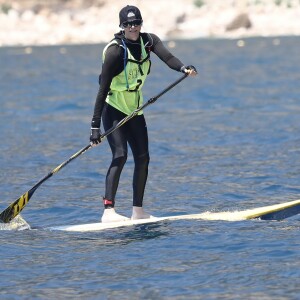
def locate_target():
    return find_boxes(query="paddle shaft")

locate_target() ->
[0,74,188,223]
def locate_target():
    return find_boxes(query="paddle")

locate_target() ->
[0,74,188,223]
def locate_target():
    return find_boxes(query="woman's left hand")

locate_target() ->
[182,65,198,76]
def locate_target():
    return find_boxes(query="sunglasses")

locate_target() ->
[122,19,143,28]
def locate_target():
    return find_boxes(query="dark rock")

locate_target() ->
[226,13,252,31]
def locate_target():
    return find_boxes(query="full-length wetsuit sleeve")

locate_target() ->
[149,33,185,71]
[91,45,124,128]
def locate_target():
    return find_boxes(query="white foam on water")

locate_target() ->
[0,215,31,231]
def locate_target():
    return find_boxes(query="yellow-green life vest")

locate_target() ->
[102,37,151,115]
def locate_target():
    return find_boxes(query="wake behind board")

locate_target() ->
[49,199,300,232]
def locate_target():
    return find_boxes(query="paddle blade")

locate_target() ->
[0,191,32,223]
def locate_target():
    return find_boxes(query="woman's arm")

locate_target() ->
[91,45,124,128]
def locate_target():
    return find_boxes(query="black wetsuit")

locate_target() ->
[91,31,184,207]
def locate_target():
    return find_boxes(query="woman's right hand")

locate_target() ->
[90,128,102,145]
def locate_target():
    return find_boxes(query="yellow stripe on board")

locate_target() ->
[244,199,300,220]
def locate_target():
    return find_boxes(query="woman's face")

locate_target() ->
[123,21,142,41]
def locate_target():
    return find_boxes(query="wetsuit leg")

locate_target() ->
[102,104,128,207]
[102,104,150,207]
[126,114,150,207]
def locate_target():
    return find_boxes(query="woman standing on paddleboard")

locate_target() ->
[90,5,197,223]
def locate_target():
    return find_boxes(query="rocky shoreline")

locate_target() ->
[1,0,300,46]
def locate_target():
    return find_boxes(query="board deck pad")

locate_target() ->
[49,199,300,232]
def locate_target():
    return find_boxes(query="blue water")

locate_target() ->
[1,37,300,299]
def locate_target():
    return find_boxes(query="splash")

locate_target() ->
[0,215,31,231]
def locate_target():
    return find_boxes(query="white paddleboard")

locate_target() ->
[49,199,300,232]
